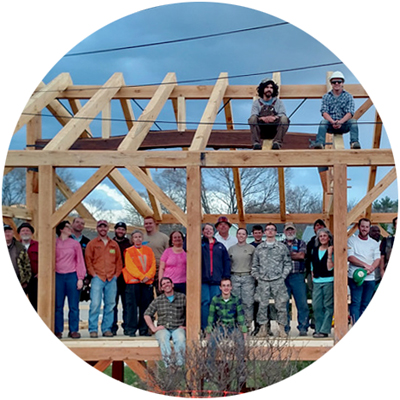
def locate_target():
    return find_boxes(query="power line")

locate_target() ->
[65,22,289,57]
[21,111,383,128]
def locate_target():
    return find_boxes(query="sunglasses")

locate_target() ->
[331,80,343,85]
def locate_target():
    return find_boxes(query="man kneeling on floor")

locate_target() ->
[144,277,186,367]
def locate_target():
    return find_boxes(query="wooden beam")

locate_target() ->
[67,98,93,138]
[278,168,286,222]
[58,83,369,100]
[37,165,55,330]
[347,167,397,226]
[186,166,202,343]
[126,166,187,227]
[118,72,177,151]
[108,169,154,217]
[6,149,395,168]
[353,98,373,120]
[50,165,115,228]
[141,168,163,222]
[14,73,73,134]
[55,174,96,223]
[43,73,124,151]
[93,360,112,372]
[2,206,32,220]
[102,101,111,139]
[189,72,229,151]
[177,95,186,132]
[232,167,245,227]
[365,112,383,218]
[333,164,348,342]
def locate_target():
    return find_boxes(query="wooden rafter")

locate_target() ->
[43,73,124,151]
[117,72,177,151]
[189,72,229,151]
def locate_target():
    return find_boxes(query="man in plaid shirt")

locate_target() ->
[144,277,186,367]
[206,277,247,338]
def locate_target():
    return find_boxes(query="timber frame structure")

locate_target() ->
[3,70,396,385]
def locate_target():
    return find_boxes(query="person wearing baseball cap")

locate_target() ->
[214,216,237,250]
[111,221,130,335]
[85,219,123,338]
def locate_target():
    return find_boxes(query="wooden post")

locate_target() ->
[37,165,56,331]
[186,166,202,343]
[333,164,348,342]
[112,361,124,382]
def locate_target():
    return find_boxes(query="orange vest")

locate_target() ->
[122,245,156,284]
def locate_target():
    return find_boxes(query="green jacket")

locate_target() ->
[9,238,32,286]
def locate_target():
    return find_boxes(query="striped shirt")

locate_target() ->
[206,294,247,333]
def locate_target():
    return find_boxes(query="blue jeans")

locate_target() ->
[348,278,375,324]
[89,276,117,333]
[285,273,310,333]
[201,284,221,331]
[312,281,334,334]
[55,272,81,333]
[316,119,359,145]
[155,328,186,367]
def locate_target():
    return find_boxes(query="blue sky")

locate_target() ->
[7,2,396,216]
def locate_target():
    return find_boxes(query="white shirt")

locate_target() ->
[347,235,380,281]
[215,233,238,250]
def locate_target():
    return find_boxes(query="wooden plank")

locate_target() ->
[353,98,373,120]
[37,165,56,330]
[67,98,93,138]
[177,95,186,132]
[262,139,273,150]
[108,169,154,217]
[333,135,345,149]
[118,73,177,151]
[189,72,229,151]
[278,168,286,222]
[186,166,202,343]
[14,73,72,134]
[126,166,187,227]
[142,168,163,222]
[93,360,112,372]
[102,101,111,138]
[50,165,115,228]
[6,149,395,168]
[55,174,96,223]
[333,164,348,342]
[365,112,383,218]
[346,167,397,226]
[119,99,135,131]
[232,167,245,227]
[44,73,124,151]
[2,206,32,220]
[58,83,369,100]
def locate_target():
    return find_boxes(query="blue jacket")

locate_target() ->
[201,236,231,285]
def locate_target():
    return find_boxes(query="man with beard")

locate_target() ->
[214,216,237,250]
[347,218,380,324]
[282,223,309,336]
[248,79,290,150]
[18,222,39,310]
[111,221,131,335]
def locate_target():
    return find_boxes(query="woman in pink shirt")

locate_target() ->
[159,231,187,294]
[55,221,86,339]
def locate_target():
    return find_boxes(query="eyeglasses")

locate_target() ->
[331,80,343,85]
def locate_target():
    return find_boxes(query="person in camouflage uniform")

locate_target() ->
[228,228,255,329]
[251,223,292,337]
[5,224,32,293]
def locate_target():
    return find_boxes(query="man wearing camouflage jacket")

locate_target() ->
[251,223,292,337]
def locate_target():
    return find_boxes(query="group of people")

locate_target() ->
[6,213,396,367]
[249,71,361,150]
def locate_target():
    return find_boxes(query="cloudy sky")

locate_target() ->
[7,1,396,219]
